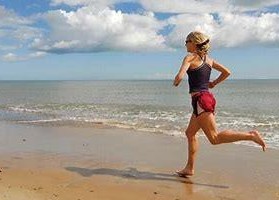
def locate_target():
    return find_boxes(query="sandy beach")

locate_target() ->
[0,121,278,200]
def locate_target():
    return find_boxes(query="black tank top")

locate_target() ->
[187,55,212,93]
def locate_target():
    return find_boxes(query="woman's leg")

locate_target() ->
[177,114,200,176]
[196,112,266,151]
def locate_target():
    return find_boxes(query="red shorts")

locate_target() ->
[191,91,216,117]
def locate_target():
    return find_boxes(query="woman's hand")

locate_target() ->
[173,75,182,87]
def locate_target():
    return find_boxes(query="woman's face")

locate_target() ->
[185,39,196,53]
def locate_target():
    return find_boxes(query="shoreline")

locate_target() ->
[0,121,278,200]
[12,119,279,151]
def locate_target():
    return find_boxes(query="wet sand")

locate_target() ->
[0,122,278,200]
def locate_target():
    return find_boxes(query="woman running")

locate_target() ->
[173,31,266,177]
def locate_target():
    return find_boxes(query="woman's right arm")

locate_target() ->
[173,55,191,87]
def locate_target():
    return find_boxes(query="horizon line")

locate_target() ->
[0,78,278,81]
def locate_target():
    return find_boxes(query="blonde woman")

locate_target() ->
[173,31,266,177]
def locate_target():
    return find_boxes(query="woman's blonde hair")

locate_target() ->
[186,31,210,55]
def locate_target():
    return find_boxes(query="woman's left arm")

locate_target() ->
[209,59,231,88]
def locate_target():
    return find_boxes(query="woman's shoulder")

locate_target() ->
[184,53,198,62]
[205,55,214,66]
[185,53,214,65]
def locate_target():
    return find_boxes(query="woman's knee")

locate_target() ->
[208,135,219,145]
[185,130,196,139]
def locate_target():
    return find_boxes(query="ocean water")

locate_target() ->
[0,80,278,149]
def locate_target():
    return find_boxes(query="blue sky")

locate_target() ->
[0,0,278,80]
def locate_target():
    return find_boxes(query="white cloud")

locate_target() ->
[166,12,279,49]
[0,6,33,26]
[140,0,230,13]
[52,0,279,13]
[139,0,279,13]
[166,13,217,48]
[29,51,47,58]
[215,12,279,47]
[1,1,279,58]
[12,26,42,41]
[0,6,42,52]
[43,1,279,52]
[231,0,279,11]
[0,26,41,48]
[0,5,39,42]
[50,0,135,7]
[33,6,169,53]
[1,51,46,62]
[51,0,107,6]
[1,53,20,62]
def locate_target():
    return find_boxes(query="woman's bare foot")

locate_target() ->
[250,130,266,151]
[175,168,194,177]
